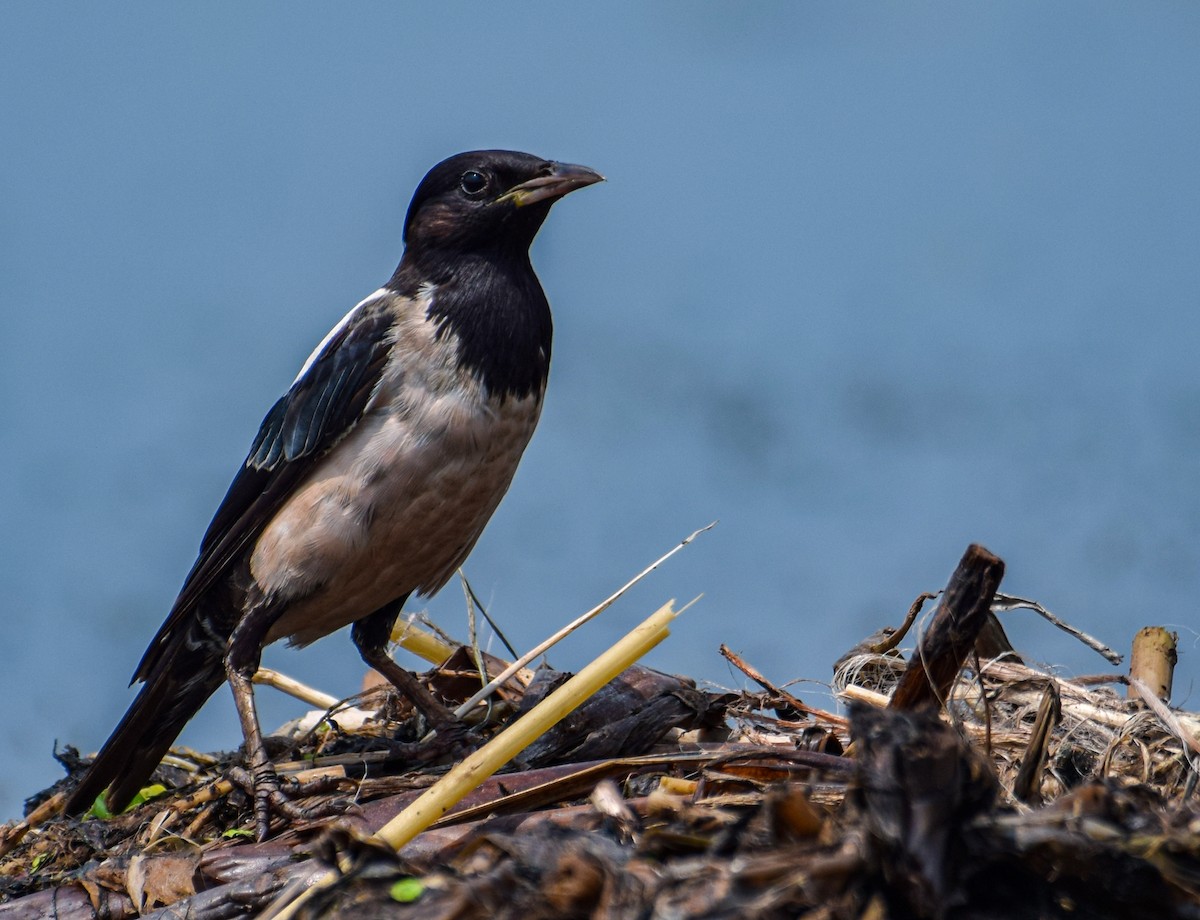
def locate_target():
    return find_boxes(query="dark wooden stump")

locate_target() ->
[889,544,1005,712]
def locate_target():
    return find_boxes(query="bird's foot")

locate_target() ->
[379,717,475,764]
[227,764,353,841]
[420,715,475,755]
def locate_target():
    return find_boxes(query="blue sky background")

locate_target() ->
[3,4,1199,819]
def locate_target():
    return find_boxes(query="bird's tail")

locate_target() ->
[64,616,228,816]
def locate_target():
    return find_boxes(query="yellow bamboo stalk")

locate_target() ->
[261,600,679,920]
[374,600,677,849]
[392,616,459,665]
[253,667,340,709]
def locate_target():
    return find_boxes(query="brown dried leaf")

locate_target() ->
[125,852,200,912]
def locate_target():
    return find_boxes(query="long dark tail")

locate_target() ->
[64,615,228,815]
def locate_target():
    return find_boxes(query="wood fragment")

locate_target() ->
[876,591,938,653]
[838,684,890,708]
[889,544,1005,711]
[1128,626,1177,702]
[0,792,64,859]
[849,704,996,915]
[1011,681,1061,804]
[718,644,816,719]
[992,592,1122,664]
[252,668,340,710]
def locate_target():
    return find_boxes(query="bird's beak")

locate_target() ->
[498,162,605,208]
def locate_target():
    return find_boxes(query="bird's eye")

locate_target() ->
[459,170,488,196]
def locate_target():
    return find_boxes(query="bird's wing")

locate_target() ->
[132,292,397,683]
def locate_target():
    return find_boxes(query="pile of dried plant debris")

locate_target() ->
[2,543,1198,919]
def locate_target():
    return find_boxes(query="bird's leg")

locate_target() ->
[222,604,353,839]
[352,600,457,730]
[224,607,281,840]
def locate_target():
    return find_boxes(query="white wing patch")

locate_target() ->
[292,288,389,385]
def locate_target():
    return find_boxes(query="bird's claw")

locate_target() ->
[227,764,355,841]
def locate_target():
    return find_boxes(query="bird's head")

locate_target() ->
[402,150,603,256]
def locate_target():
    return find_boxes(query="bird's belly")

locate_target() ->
[254,391,541,647]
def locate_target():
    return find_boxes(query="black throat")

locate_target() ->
[388,249,553,402]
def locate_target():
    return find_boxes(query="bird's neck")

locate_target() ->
[389,249,553,402]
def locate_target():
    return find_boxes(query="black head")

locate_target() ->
[402,150,603,256]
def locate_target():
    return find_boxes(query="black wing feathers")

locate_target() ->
[242,309,391,478]
[247,395,289,470]
[133,297,397,682]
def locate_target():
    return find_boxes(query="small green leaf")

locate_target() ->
[389,877,424,903]
[125,784,168,809]
[222,827,255,839]
[30,853,48,873]
[85,783,169,820]
[86,794,113,821]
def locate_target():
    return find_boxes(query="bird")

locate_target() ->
[64,149,603,838]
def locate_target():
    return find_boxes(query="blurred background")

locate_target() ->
[3,4,1198,820]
